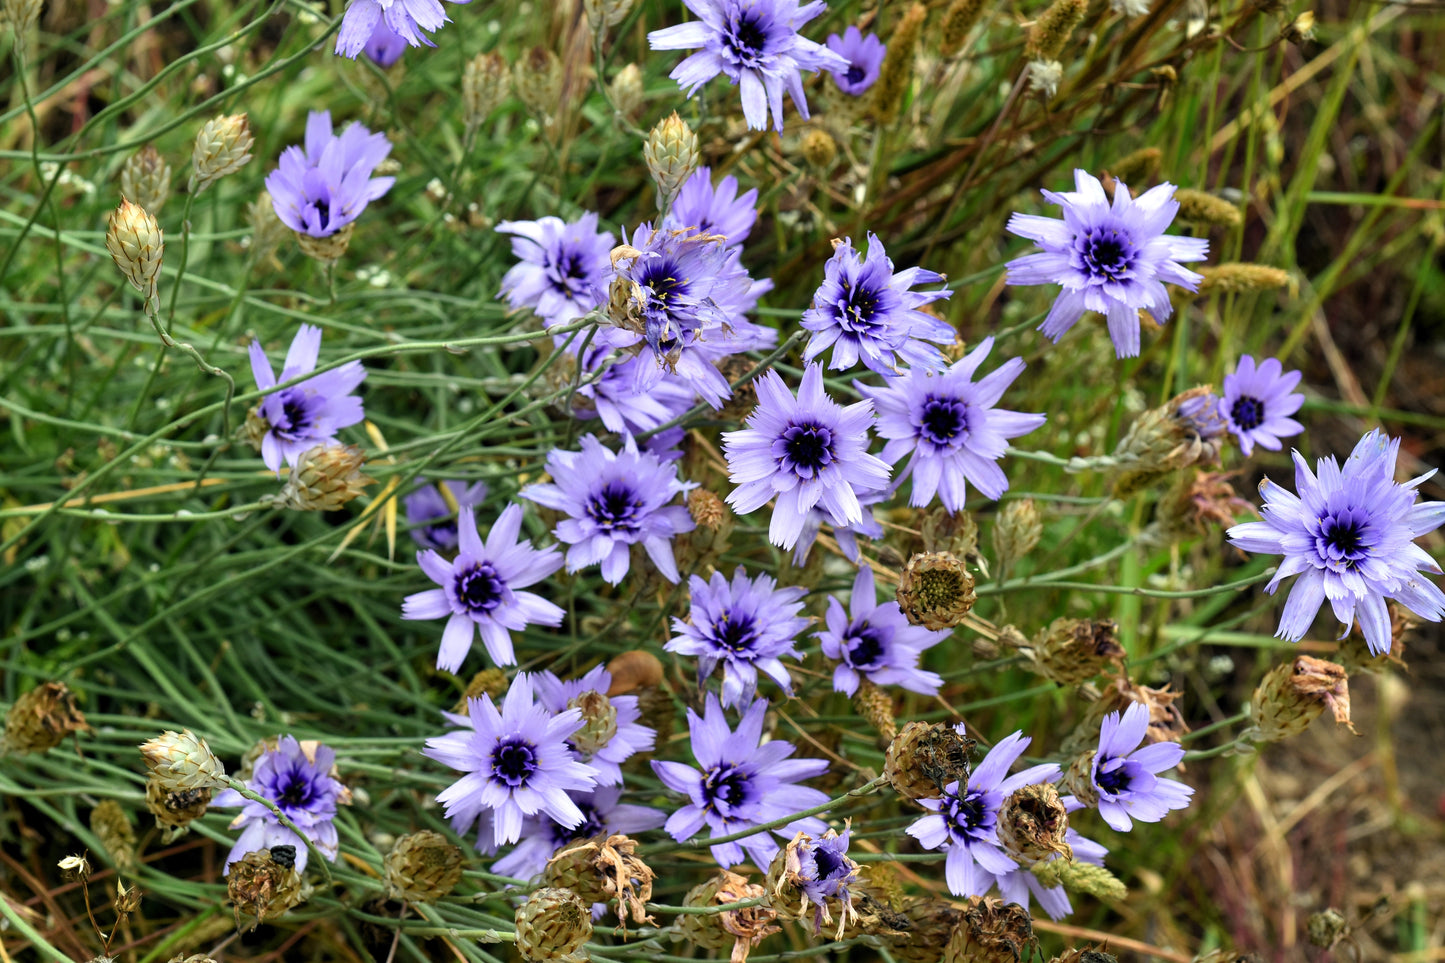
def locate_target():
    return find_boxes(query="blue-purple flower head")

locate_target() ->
[1219,355,1304,457]
[405,479,489,551]
[652,695,830,868]
[817,565,947,697]
[801,233,954,375]
[212,736,348,875]
[248,323,366,474]
[522,434,696,585]
[825,26,885,95]
[266,111,394,238]
[571,350,698,439]
[664,167,760,247]
[858,337,1045,512]
[1005,169,1208,358]
[667,566,809,707]
[1078,702,1192,831]
[425,672,599,848]
[533,664,656,786]
[489,786,667,876]
[724,364,891,550]
[401,503,565,671]
[780,827,861,938]
[498,213,614,331]
[1228,429,1445,655]
[335,0,472,59]
[361,14,408,66]
[649,0,849,132]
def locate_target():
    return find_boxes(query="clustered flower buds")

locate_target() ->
[105,198,164,315]
[190,113,254,195]
[870,3,926,125]
[644,112,699,211]
[608,63,645,119]
[2,681,90,755]
[1,0,42,32]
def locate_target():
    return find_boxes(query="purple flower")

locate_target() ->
[723,364,891,550]
[401,503,566,671]
[497,213,615,330]
[817,566,947,697]
[791,828,860,937]
[424,673,599,847]
[651,695,830,868]
[857,337,1045,512]
[212,736,347,875]
[664,167,759,247]
[801,233,954,375]
[1004,169,1209,358]
[825,26,885,95]
[667,566,809,707]
[335,0,472,58]
[490,787,668,876]
[405,479,489,551]
[1227,429,1445,655]
[361,14,408,66]
[533,664,657,786]
[1081,702,1193,831]
[265,111,394,238]
[791,489,885,566]
[1219,355,1304,457]
[521,434,696,585]
[248,323,366,473]
[906,729,1060,898]
[571,351,698,438]
[648,0,849,132]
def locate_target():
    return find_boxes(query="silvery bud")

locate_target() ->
[189,113,253,195]
[608,63,644,120]
[278,444,373,511]
[2,0,42,32]
[120,146,172,215]
[106,199,164,315]
[992,498,1042,571]
[644,112,699,211]
[138,728,228,792]
[584,0,635,29]
[513,47,563,121]
[463,51,510,133]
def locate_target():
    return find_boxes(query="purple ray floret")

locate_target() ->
[497,213,615,330]
[265,111,394,238]
[801,233,953,375]
[664,167,760,247]
[648,0,849,132]
[533,664,657,786]
[401,503,565,671]
[212,736,347,875]
[490,786,667,876]
[424,672,600,848]
[571,350,698,438]
[1082,702,1193,832]
[1227,429,1445,655]
[522,434,696,585]
[858,337,1045,512]
[405,479,489,551]
[1005,169,1208,358]
[651,695,830,868]
[248,323,366,473]
[724,363,891,550]
[361,14,408,66]
[791,487,885,566]
[825,26,885,95]
[1219,355,1304,457]
[817,565,947,697]
[335,0,472,58]
[667,566,809,707]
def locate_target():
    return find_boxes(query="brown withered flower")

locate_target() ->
[543,834,655,929]
[228,848,305,931]
[3,681,91,755]
[896,551,976,629]
[944,896,1038,963]
[995,783,1073,864]
[884,721,975,800]
[1245,655,1356,744]
[1019,618,1126,686]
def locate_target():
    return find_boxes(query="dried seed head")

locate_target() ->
[1305,908,1349,949]
[278,444,373,511]
[1158,469,1253,537]
[295,222,355,266]
[1062,676,1190,757]
[1021,618,1126,686]
[1061,749,1099,807]
[687,488,728,530]
[120,146,172,214]
[1025,0,1086,61]
[139,729,228,792]
[992,499,1042,571]
[228,849,306,931]
[384,831,465,903]
[1107,147,1163,185]
[1172,188,1242,228]
[1194,263,1291,296]
[106,199,164,315]
[514,46,564,120]
[248,191,289,265]
[1049,944,1120,963]
[884,898,962,963]
[944,896,1038,963]
[58,854,92,881]
[190,113,253,195]
[464,51,511,132]
[995,783,1072,864]
[583,0,634,29]
[544,834,655,928]
[677,488,734,572]
[1032,857,1128,902]
[1280,10,1315,45]
[1337,604,1410,673]
[675,872,740,951]
[515,887,592,961]
[114,880,142,916]
[717,872,778,963]
[853,678,898,745]
[800,127,837,171]
[939,0,988,58]
[644,112,699,211]
[453,668,511,711]
[1026,59,1064,99]
[870,3,927,125]
[1245,655,1355,743]
[90,800,138,873]
[884,721,976,800]
[2,0,42,33]
[566,690,619,755]
[1109,386,1227,499]
[609,64,645,120]
[896,551,976,629]
[145,775,213,840]
[3,681,91,755]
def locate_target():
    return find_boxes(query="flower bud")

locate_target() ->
[120,146,172,215]
[278,444,373,511]
[106,198,164,315]
[800,127,837,171]
[566,690,618,755]
[920,508,983,569]
[995,782,1072,864]
[514,46,564,121]
[295,221,355,266]
[896,551,976,630]
[90,800,138,873]
[145,775,212,840]
[1020,617,1125,686]
[870,3,926,125]
[608,63,644,119]
[1031,858,1127,902]
[189,113,253,195]
[944,896,1037,963]
[939,0,988,58]
[453,667,511,711]
[1172,188,1242,228]
[644,112,699,211]
[1025,0,1086,61]
[1305,908,1349,949]
[1194,263,1291,296]
[1061,749,1099,806]
[3,681,90,755]
[583,0,634,29]
[384,831,465,903]
[992,499,1042,572]
[853,678,898,745]
[464,51,510,133]
[544,834,655,927]
[248,190,289,265]
[515,887,592,961]
[139,728,228,792]
[1245,655,1355,743]
[228,849,305,931]
[884,721,975,800]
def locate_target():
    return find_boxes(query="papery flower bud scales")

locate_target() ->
[384,831,465,902]
[106,199,164,315]
[464,52,510,134]
[515,887,592,961]
[190,113,254,194]
[278,443,373,511]
[644,112,699,210]
[3,681,90,755]
[139,729,228,792]
[120,146,171,214]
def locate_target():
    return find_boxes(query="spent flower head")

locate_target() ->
[1219,355,1304,457]
[824,26,886,95]
[211,736,349,874]
[247,323,366,474]
[817,565,948,697]
[265,111,394,238]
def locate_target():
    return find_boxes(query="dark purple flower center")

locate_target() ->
[550,801,607,846]
[845,64,866,85]
[837,279,884,332]
[944,788,991,841]
[725,11,769,63]
[812,844,850,880]
[711,613,760,655]
[638,258,689,309]
[587,482,643,534]
[919,396,969,448]
[842,623,888,671]
[273,388,316,440]
[776,422,835,477]
[1230,395,1264,430]
[276,767,317,810]
[490,736,539,787]
[455,561,506,614]
[701,763,755,815]
[1078,227,1136,283]
[1319,513,1368,567]
[314,198,331,228]
[1095,759,1131,795]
